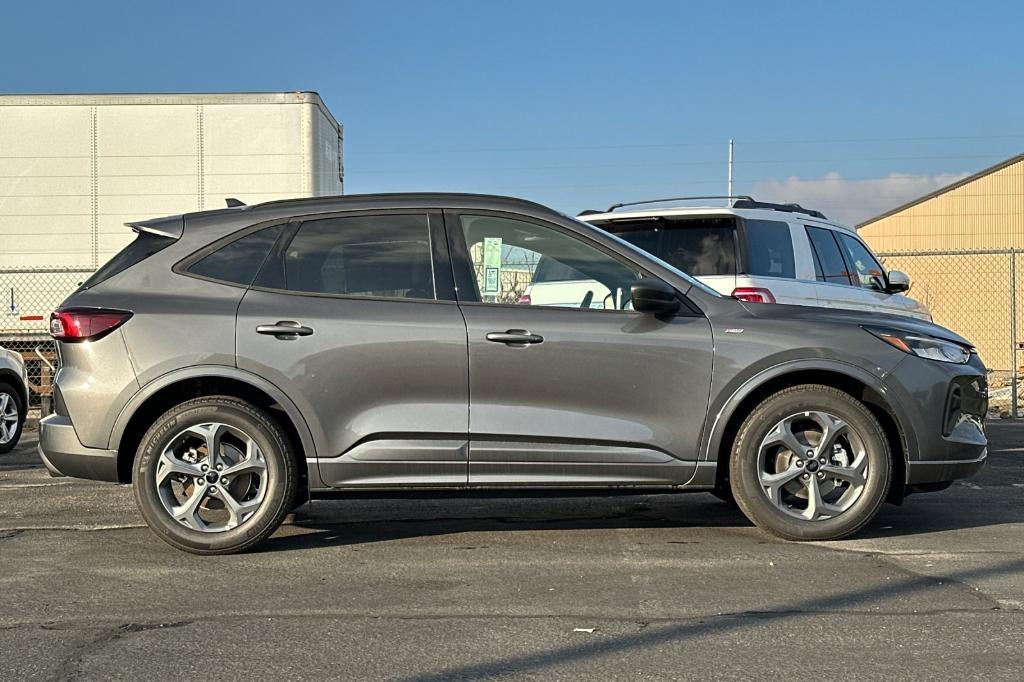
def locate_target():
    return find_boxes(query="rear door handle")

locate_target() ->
[485,329,544,346]
[256,321,314,339]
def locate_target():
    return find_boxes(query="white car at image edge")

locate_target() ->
[0,346,28,454]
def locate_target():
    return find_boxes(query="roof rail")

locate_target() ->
[577,193,753,215]
[730,199,827,220]
[577,195,828,220]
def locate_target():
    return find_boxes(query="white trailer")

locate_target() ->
[0,92,343,406]
[0,91,342,331]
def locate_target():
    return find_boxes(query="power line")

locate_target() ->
[350,133,1024,156]
[351,154,1014,175]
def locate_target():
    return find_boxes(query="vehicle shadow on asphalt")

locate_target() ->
[268,424,1024,551]
[853,494,1024,539]
[268,494,752,551]
[265,476,1024,551]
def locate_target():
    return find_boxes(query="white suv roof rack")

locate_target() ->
[578,195,827,220]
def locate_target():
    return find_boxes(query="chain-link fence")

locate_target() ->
[2,255,1020,418]
[877,248,1021,417]
[0,268,93,414]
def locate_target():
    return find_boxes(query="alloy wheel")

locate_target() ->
[155,422,269,532]
[0,392,19,445]
[756,411,869,522]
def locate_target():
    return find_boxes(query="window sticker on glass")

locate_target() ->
[483,237,502,296]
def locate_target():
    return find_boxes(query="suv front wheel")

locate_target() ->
[729,384,892,541]
[132,396,299,554]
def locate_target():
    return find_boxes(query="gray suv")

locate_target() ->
[39,194,988,554]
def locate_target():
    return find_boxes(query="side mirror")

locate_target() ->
[630,277,681,316]
[886,270,911,294]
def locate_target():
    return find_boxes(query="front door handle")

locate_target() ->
[486,329,544,346]
[256,321,314,339]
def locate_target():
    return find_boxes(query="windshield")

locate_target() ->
[564,214,723,298]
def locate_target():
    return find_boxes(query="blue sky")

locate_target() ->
[3,0,1023,223]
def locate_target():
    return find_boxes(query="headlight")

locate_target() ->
[863,326,972,364]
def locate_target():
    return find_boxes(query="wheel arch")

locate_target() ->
[110,367,319,491]
[705,361,912,503]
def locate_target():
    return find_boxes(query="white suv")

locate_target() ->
[570,196,929,320]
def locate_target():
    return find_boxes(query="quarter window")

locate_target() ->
[456,214,642,310]
[837,233,886,291]
[805,226,853,286]
[744,220,795,278]
[188,224,286,286]
[277,213,435,299]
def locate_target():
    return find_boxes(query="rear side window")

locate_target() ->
[806,226,853,285]
[603,217,737,277]
[661,222,737,276]
[278,213,435,299]
[188,224,285,286]
[80,231,176,289]
[743,220,794,278]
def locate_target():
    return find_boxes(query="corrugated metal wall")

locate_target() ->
[860,156,1024,251]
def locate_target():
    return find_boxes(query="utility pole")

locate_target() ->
[727,139,734,204]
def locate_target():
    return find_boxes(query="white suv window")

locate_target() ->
[600,217,737,277]
[836,233,886,291]
[806,226,854,286]
[743,220,794,278]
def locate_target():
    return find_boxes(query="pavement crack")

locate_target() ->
[4,608,1019,634]
[0,524,145,533]
[52,620,192,681]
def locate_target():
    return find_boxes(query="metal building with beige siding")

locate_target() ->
[857,154,1023,412]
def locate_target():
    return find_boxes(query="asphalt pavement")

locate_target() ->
[1,423,1022,680]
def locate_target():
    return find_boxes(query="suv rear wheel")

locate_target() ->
[729,384,892,541]
[132,396,299,554]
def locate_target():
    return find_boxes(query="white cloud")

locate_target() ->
[752,171,970,226]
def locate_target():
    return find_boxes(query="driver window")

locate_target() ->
[837,233,887,291]
[457,215,642,310]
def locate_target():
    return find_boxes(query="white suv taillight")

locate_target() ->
[731,287,776,304]
[50,308,133,342]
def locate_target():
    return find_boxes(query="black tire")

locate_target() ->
[132,396,299,555]
[0,382,25,455]
[729,384,892,541]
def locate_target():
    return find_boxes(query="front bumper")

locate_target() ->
[906,450,987,486]
[884,353,988,489]
[38,414,119,482]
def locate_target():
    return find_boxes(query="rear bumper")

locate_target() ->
[38,414,119,482]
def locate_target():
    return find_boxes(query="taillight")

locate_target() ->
[517,294,532,305]
[731,287,776,304]
[49,308,133,342]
